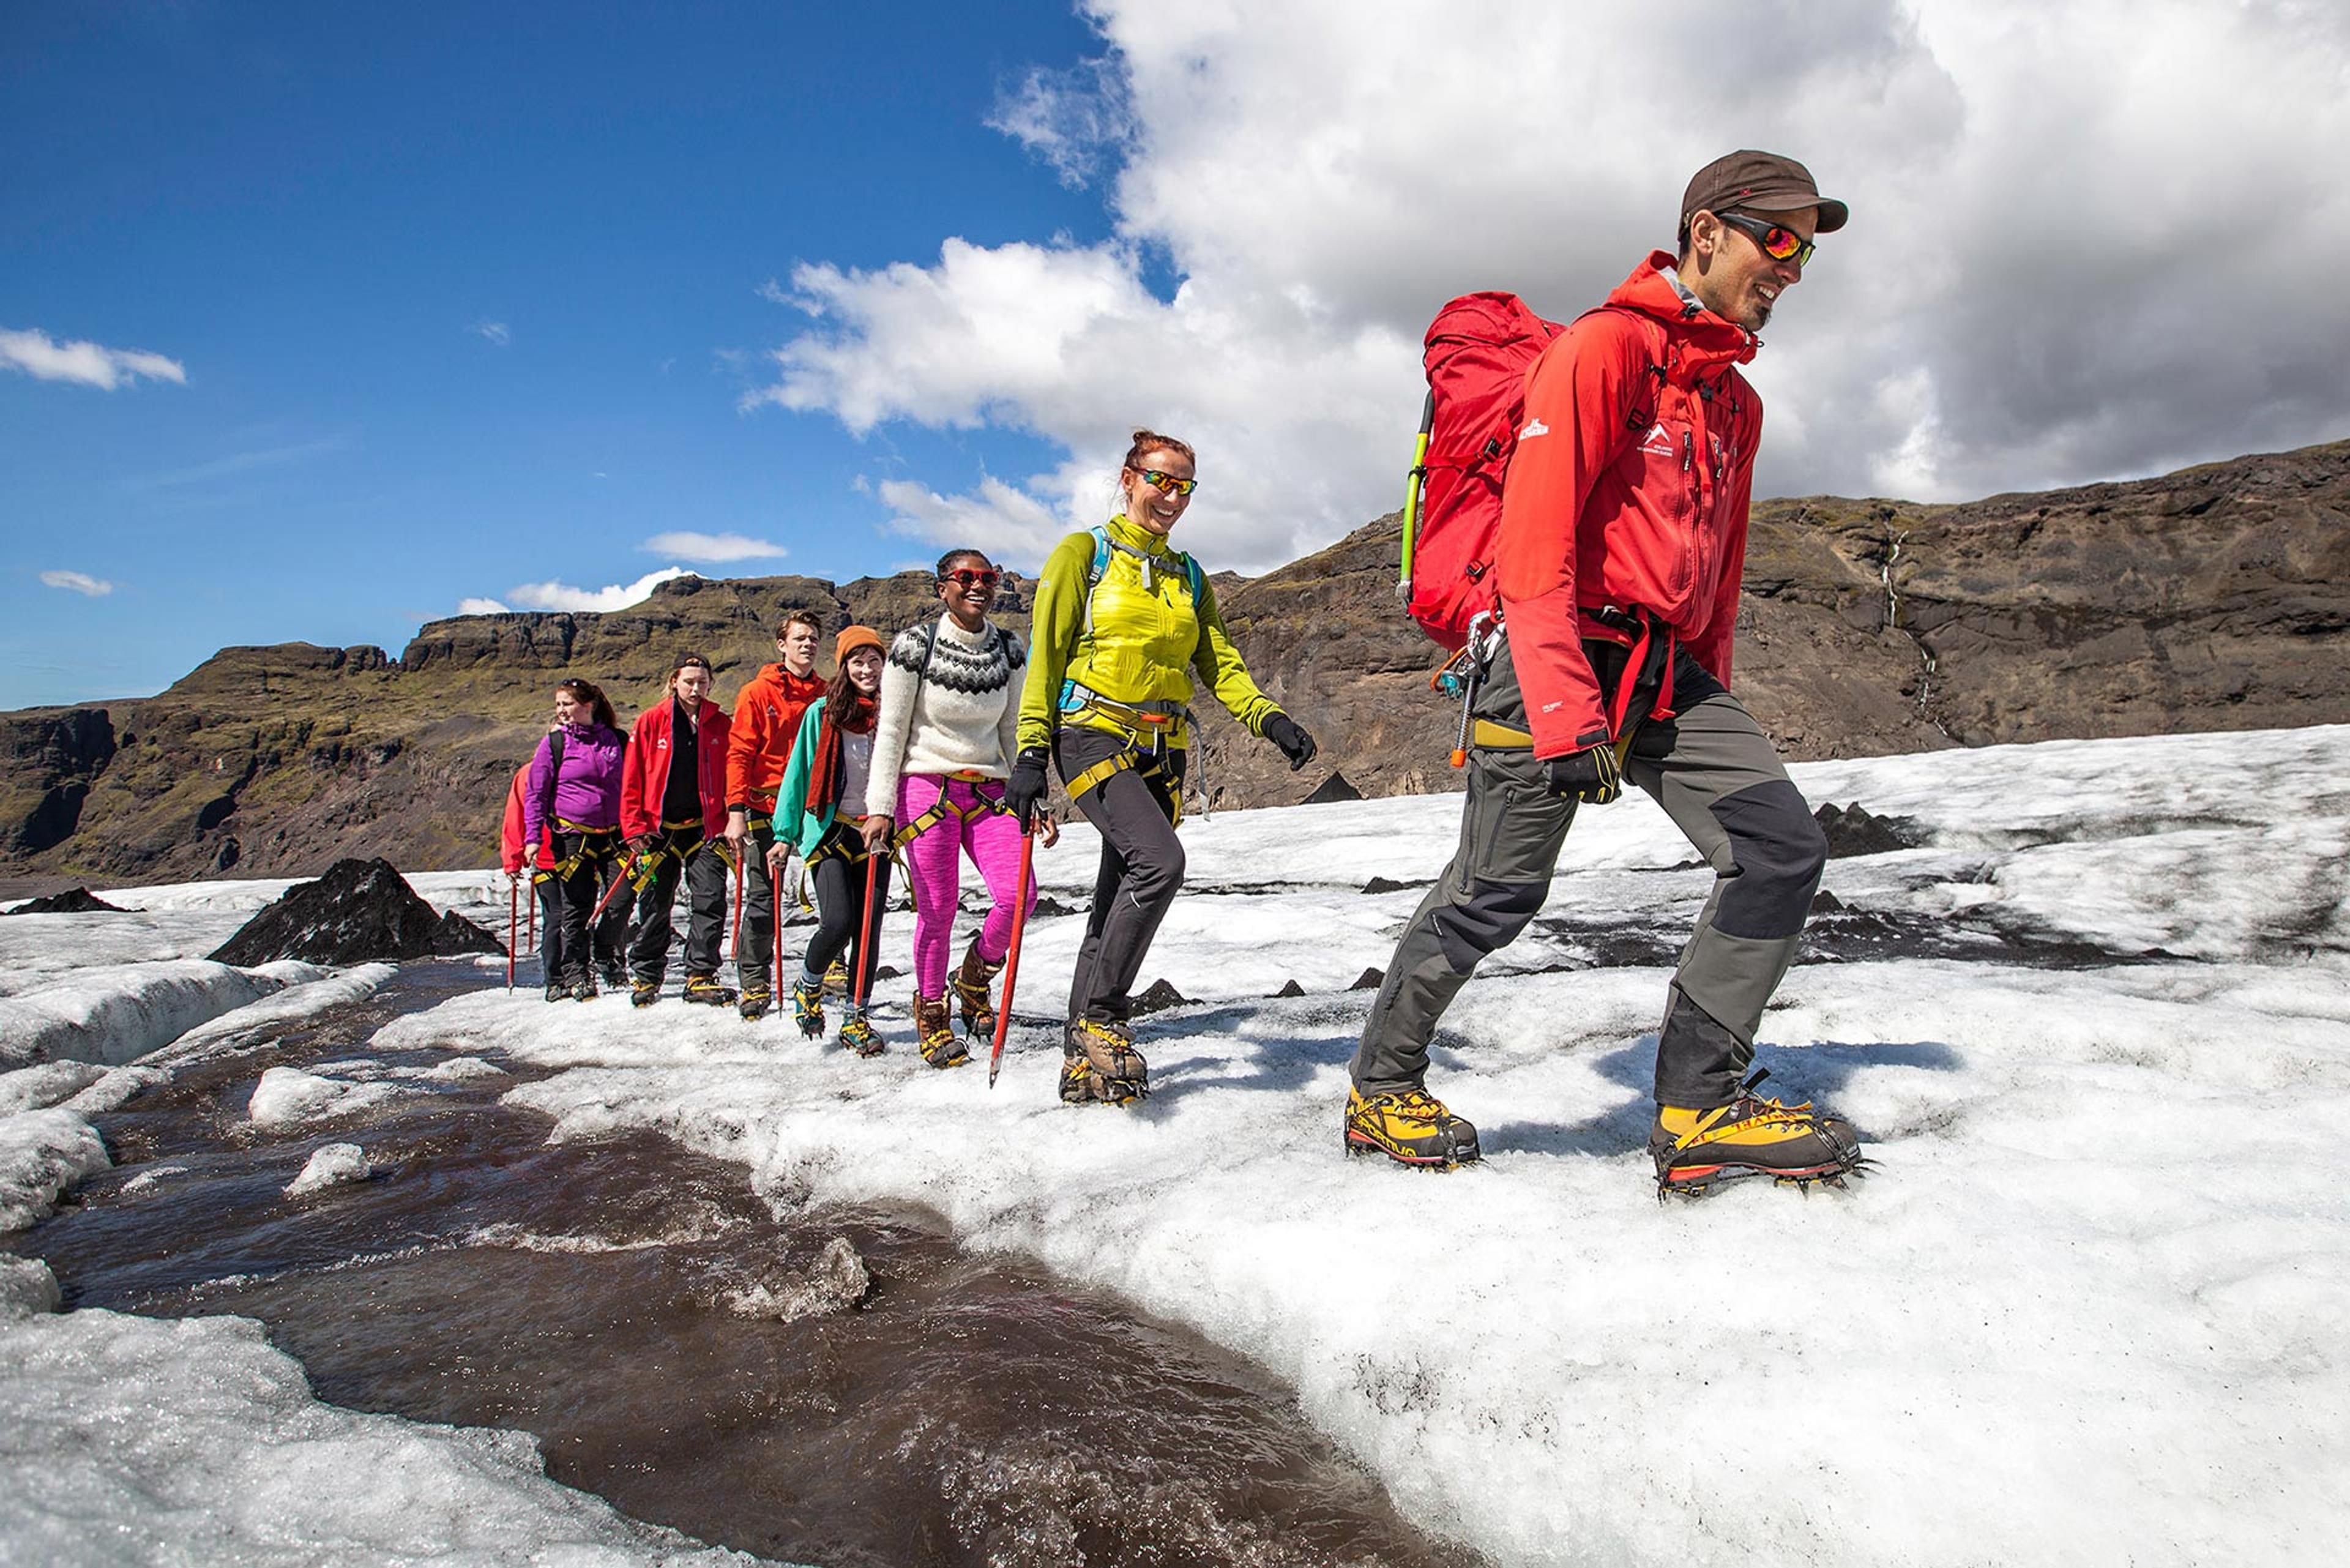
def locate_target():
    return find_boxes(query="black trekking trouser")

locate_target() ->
[532,873,564,986]
[1056,725,1186,1025]
[627,823,731,984]
[734,821,783,996]
[1350,635,1827,1110]
[548,829,630,987]
[799,825,892,990]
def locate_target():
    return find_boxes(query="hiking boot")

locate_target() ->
[1062,1018,1147,1103]
[837,1007,884,1058]
[822,959,851,997]
[1344,1086,1480,1168]
[569,976,598,1003]
[789,977,825,1038]
[737,987,772,1022]
[630,980,661,1008]
[913,993,968,1069]
[682,974,736,1007]
[1649,1070,1865,1197]
[543,982,567,1004]
[599,962,627,991]
[951,937,1004,1038]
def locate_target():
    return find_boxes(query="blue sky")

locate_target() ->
[8,2,2346,712]
[2,2,1111,707]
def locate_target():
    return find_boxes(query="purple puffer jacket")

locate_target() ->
[523,723,627,848]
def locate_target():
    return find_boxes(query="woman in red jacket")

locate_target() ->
[620,654,734,1006]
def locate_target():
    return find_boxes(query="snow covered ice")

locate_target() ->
[5,726,2349,1566]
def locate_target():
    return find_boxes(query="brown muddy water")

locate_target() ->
[21,962,1477,1568]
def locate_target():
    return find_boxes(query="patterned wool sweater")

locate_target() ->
[865,614,1028,816]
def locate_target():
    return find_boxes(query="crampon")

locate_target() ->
[1650,1069,1869,1201]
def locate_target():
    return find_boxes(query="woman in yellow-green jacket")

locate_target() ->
[1003,428,1317,1105]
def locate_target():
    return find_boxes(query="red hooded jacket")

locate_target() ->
[1496,252,1763,758]
[621,698,731,840]
[499,764,558,874]
[725,662,827,815]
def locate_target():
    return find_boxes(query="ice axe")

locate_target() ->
[586,853,637,927]
[506,875,518,991]
[988,827,1036,1090]
[851,842,881,1013]
[770,859,785,1005]
[730,846,744,960]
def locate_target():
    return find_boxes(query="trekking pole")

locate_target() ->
[770,859,785,1003]
[988,828,1036,1089]
[506,877,517,991]
[852,842,882,1011]
[731,848,744,960]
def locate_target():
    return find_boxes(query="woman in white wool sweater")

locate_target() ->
[861,548,1057,1066]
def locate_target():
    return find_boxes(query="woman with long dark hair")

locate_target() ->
[1006,428,1316,1103]
[521,678,629,1000]
[766,627,893,1056]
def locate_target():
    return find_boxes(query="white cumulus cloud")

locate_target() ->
[501,569,694,614]
[640,531,788,562]
[40,570,114,597]
[754,0,2350,573]
[457,597,510,616]
[1,327,186,390]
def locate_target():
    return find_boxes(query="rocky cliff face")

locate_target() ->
[4,439,2344,889]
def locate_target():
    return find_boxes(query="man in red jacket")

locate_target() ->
[499,761,564,1002]
[622,654,734,1006]
[722,610,826,1020]
[1347,151,1864,1195]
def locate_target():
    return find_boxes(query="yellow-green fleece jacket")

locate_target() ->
[1015,517,1283,753]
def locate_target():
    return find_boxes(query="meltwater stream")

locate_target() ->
[22,963,1476,1568]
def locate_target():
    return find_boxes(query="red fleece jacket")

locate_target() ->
[1496,251,1764,757]
[621,698,731,840]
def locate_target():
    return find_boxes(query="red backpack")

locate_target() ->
[1397,293,1662,648]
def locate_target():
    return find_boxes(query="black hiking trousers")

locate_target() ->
[799,825,893,988]
[548,830,630,988]
[627,823,731,984]
[733,821,785,996]
[1350,633,1827,1111]
[1056,725,1186,1026]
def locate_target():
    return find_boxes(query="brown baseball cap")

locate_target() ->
[1682,149,1848,233]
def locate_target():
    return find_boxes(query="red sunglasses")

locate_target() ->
[944,567,1000,591]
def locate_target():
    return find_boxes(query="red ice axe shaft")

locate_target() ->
[506,876,517,991]
[852,842,881,1009]
[988,829,1035,1089]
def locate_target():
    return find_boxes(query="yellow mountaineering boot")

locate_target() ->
[1649,1070,1864,1197]
[1343,1087,1480,1168]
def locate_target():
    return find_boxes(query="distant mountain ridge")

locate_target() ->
[4,438,2344,891]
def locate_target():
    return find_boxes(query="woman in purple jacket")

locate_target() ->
[523,678,630,1000]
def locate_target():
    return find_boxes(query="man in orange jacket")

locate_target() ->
[722,610,826,1020]
[1347,151,1865,1196]
[622,654,734,1006]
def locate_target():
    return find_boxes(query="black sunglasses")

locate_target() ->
[1718,211,1816,269]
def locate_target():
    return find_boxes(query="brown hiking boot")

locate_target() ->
[951,936,1004,1038]
[1061,1017,1147,1103]
[914,992,968,1068]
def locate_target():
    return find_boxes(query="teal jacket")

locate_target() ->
[765,696,855,860]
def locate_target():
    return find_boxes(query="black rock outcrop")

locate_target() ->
[4,887,124,916]
[207,857,502,965]
[1814,803,1928,858]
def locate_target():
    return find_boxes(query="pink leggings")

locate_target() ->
[897,774,1034,999]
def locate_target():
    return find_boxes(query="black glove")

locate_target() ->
[1263,712,1316,771]
[1004,748,1051,829]
[1546,744,1623,805]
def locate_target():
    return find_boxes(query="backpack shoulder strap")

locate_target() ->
[537,728,565,823]
[1082,526,1112,640]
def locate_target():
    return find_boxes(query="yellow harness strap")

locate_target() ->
[1470,719,1535,750]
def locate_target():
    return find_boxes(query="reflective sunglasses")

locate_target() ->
[943,567,1000,591]
[1130,467,1198,497]
[1718,211,1816,269]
